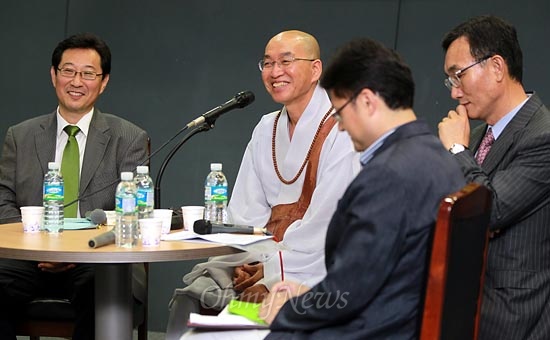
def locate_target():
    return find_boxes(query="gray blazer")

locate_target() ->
[0,109,149,222]
[454,93,550,340]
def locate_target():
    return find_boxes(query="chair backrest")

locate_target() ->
[15,267,149,340]
[420,182,492,340]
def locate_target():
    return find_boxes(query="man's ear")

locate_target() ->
[311,59,322,83]
[99,74,110,94]
[489,55,506,82]
[50,67,57,88]
[358,88,379,115]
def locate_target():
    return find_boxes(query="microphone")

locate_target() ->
[186,91,255,128]
[155,91,255,208]
[85,209,107,225]
[88,230,116,248]
[193,219,263,235]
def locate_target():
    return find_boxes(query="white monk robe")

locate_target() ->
[227,85,360,288]
[180,86,359,310]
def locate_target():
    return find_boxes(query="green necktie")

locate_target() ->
[61,125,80,218]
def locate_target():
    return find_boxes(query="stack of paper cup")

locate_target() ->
[181,206,205,231]
[20,206,45,233]
[153,209,173,234]
[139,218,163,247]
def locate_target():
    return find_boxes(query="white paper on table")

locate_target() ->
[161,230,273,246]
[188,313,268,329]
[180,329,270,340]
[187,305,268,330]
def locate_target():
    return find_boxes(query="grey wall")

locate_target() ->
[1,0,549,332]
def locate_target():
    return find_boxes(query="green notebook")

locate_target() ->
[227,299,267,325]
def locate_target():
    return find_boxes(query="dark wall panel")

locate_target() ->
[0,0,67,134]
[1,0,549,332]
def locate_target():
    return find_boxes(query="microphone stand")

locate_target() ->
[63,124,192,210]
[154,122,213,208]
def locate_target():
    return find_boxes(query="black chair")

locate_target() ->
[15,297,75,339]
[15,264,149,340]
[420,183,492,340]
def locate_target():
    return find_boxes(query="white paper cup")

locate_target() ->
[20,206,45,233]
[153,209,173,234]
[181,206,205,231]
[104,210,117,227]
[139,218,163,247]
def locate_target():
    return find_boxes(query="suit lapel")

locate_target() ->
[478,94,542,173]
[35,113,57,174]
[80,109,110,194]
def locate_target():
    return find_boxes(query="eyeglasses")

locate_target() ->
[258,56,316,72]
[444,55,492,90]
[331,92,360,122]
[57,67,103,81]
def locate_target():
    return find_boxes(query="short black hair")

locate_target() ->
[321,37,414,110]
[51,33,111,77]
[442,15,523,83]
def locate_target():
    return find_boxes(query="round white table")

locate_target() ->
[0,223,241,340]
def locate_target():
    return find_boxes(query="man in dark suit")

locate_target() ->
[438,15,550,340]
[0,33,148,340]
[259,38,465,339]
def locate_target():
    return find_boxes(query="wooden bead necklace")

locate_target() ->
[271,107,333,185]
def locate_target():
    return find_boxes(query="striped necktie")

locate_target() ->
[475,127,494,165]
[61,125,80,217]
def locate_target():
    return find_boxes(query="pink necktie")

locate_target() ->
[475,127,494,165]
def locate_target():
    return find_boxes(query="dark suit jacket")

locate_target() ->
[268,120,465,339]
[0,109,148,221]
[453,93,550,340]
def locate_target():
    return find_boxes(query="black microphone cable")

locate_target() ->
[62,124,191,210]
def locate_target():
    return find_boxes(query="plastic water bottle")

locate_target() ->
[115,172,138,248]
[135,165,154,219]
[43,162,64,233]
[204,163,228,224]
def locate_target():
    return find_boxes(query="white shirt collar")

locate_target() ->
[56,107,94,138]
[490,93,531,140]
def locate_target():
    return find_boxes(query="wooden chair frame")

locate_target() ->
[420,183,492,340]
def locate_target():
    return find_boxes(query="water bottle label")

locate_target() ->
[116,196,137,213]
[208,185,227,202]
[136,189,154,207]
[44,184,64,201]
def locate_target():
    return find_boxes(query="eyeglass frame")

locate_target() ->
[57,67,103,81]
[444,55,493,90]
[331,90,363,122]
[258,55,316,72]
